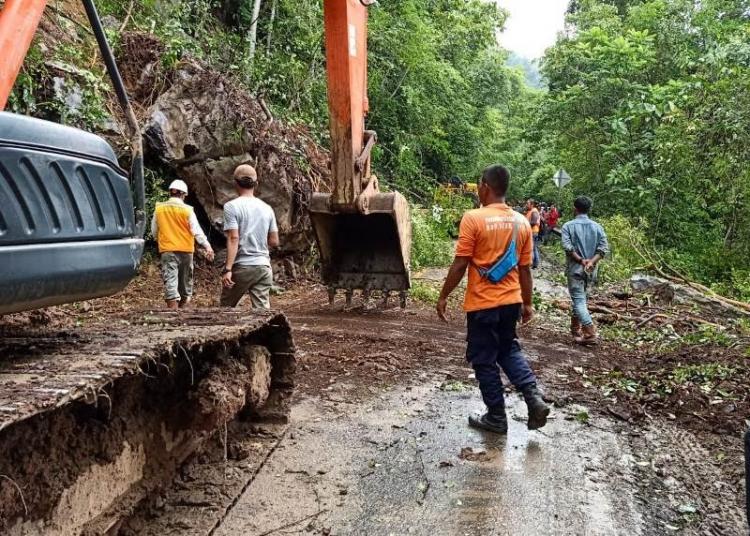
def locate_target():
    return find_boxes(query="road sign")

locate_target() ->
[553,169,572,188]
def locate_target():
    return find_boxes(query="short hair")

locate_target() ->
[481,165,510,197]
[574,196,593,214]
[233,164,258,189]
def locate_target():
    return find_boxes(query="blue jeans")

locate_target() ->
[568,274,593,326]
[532,233,540,268]
[466,304,537,411]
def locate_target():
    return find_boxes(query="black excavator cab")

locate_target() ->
[0,1,146,314]
[0,114,144,313]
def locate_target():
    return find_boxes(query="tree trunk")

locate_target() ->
[266,0,278,52]
[247,0,263,61]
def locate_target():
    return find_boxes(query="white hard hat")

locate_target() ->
[168,179,188,194]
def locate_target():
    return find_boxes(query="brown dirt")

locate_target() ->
[0,309,295,533]
[2,259,748,533]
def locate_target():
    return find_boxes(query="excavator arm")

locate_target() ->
[310,0,412,307]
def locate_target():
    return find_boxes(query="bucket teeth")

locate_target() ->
[328,288,408,309]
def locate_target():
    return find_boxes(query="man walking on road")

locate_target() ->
[436,165,550,434]
[525,199,541,269]
[220,165,280,309]
[152,180,215,310]
[561,196,609,346]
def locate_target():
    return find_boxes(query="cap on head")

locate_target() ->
[168,179,189,194]
[233,165,257,180]
[233,164,258,189]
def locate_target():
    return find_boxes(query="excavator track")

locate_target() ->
[0,310,295,535]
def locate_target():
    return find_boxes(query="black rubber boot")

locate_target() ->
[468,407,508,435]
[522,383,550,430]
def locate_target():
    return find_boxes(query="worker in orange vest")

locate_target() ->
[151,180,215,309]
[525,199,541,269]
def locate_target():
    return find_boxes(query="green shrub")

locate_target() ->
[410,280,441,305]
[597,215,649,283]
[411,207,454,270]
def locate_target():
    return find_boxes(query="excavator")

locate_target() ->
[0,0,411,314]
[310,0,412,308]
[0,2,409,531]
[0,0,146,314]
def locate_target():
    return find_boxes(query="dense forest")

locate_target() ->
[9,0,750,298]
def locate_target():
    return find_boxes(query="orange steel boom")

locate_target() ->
[324,0,370,210]
[310,0,412,305]
[0,0,48,110]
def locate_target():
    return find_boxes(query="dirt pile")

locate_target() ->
[117,32,331,257]
[0,311,295,534]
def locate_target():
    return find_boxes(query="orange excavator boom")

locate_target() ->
[310,0,412,306]
[0,0,48,110]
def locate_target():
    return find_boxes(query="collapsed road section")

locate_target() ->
[0,310,295,535]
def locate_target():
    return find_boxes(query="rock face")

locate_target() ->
[134,55,329,256]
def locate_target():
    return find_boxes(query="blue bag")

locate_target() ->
[475,221,520,283]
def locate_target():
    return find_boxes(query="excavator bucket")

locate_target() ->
[310,191,411,295]
[311,0,412,304]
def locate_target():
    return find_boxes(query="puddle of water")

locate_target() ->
[215,383,644,536]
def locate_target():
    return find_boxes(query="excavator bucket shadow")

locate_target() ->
[309,191,411,293]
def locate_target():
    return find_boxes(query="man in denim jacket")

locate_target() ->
[561,196,609,345]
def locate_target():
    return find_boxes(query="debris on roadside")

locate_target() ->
[458,447,499,463]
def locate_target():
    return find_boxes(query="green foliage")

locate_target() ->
[573,409,590,425]
[532,0,750,297]
[671,363,736,385]
[411,207,454,270]
[144,168,169,240]
[410,280,441,305]
[6,41,46,115]
[596,215,648,282]
[9,33,114,130]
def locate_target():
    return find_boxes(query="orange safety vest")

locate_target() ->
[526,208,540,234]
[155,199,195,253]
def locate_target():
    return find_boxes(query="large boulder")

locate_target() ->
[142,61,329,255]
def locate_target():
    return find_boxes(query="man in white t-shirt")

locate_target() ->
[220,164,280,309]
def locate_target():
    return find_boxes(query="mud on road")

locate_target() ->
[2,263,748,535]
[115,280,746,535]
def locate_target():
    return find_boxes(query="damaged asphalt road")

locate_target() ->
[213,381,643,536]
[29,268,744,535]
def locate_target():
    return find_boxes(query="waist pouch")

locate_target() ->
[474,222,519,284]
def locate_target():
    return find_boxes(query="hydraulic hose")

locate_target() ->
[81,0,146,238]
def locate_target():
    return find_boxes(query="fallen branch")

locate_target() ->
[0,474,28,517]
[119,0,135,33]
[258,97,274,124]
[682,315,727,330]
[256,509,328,536]
[47,4,93,35]
[629,232,750,314]
[635,313,672,329]
[589,304,621,317]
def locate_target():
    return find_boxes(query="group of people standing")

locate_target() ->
[151,164,279,311]
[438,164,608,435]
[523,199,561,269]
[151,160,608,439]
